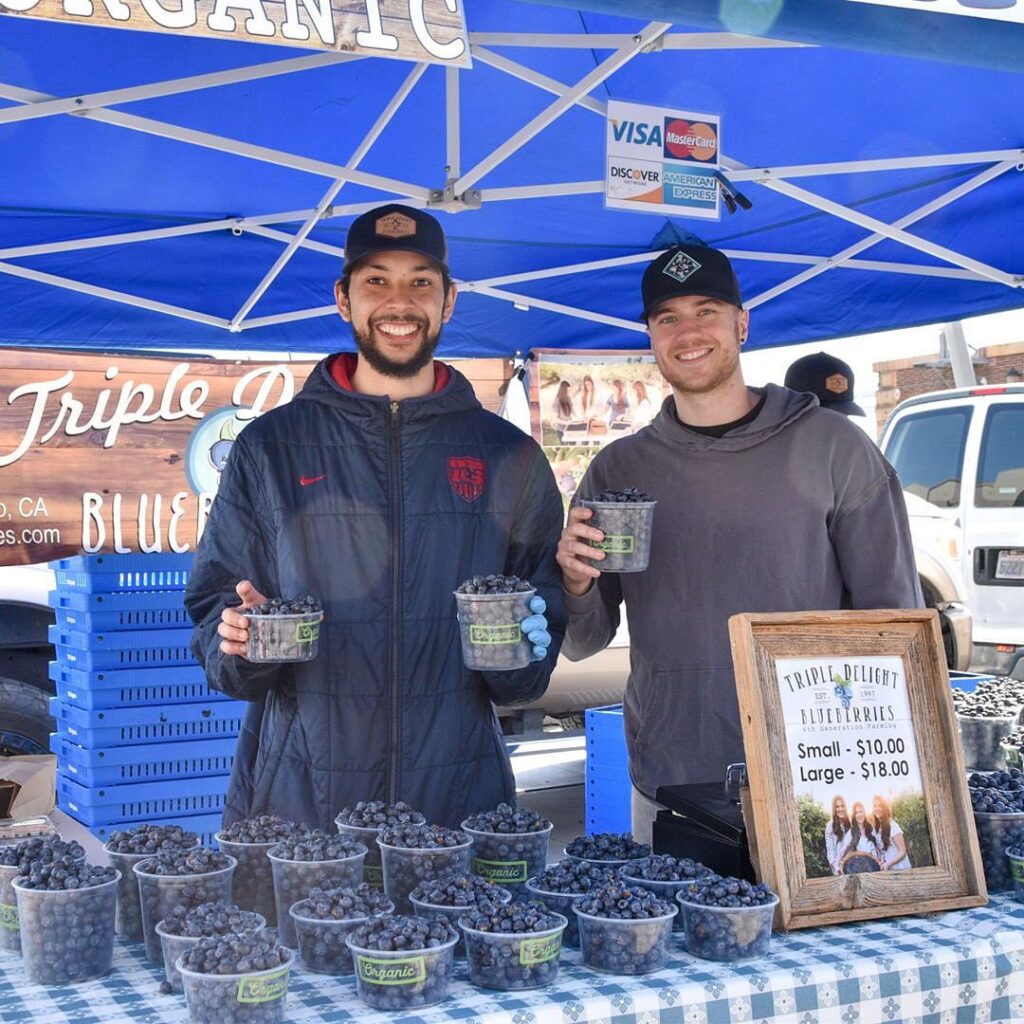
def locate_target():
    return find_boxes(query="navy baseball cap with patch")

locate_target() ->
[784,351,865,417]
[641,244,742,320]
[343,203,448,271]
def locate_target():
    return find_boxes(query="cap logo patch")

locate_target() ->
[825,373,848,395]
[375,212,417,239]
[661,251,702,284]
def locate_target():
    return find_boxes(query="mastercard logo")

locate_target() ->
[663,118,718,162]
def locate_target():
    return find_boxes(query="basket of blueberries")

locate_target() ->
[620,854,715,932]
[461,803,553,893]
[0,836,85,955]
[266,830,367,948]
[580,487,657,573]
[1001,726,1024,770]
[675,874,779,962]
[525,858,620,948]
[377,823,472,915]
[288,884,393,975]
[334,800,426,889]
[134,847,237,963]
[216,816,306,926]
[454,574,536,671]
[13,860,119,985]
[564,831,652,867]
[954,684,1023,771]
[156,901,265,994]
[346,914,459,1010]
[105,823,199,941]
[573,883,677,975]
[409,873,511,958]
[176,931,293,1024]
[969,767,1024,891]
[243,594,323,663]
[459,900,567,991]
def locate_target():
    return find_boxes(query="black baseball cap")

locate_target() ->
[784,352,865,417]
[343,203,448,272]
[641,244,743,320]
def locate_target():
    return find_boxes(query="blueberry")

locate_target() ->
[564,832,651,864]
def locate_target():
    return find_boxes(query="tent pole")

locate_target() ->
[470,47,606,116]
[727,150,1024,182]
[446,66,461,180]
[943,322,977,388]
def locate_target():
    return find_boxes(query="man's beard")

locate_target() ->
[353,318,441,379]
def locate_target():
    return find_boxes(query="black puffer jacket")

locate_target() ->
[185,358,565,829]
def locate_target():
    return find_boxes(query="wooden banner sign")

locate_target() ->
[0,348,506,566]
[0,0,471,65]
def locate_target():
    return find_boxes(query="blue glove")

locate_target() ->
[520,595,551,662]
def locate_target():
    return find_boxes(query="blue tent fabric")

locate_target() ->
[0,1,1021,358]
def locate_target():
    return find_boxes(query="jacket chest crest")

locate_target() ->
[447,455,486,502]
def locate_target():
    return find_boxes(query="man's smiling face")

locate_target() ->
[335,250,456,379]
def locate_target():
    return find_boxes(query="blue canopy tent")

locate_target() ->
[0,0,1021,358]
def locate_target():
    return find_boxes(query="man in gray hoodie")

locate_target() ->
[556,244,922,843]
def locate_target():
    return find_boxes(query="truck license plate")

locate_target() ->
[995,550,1024,580]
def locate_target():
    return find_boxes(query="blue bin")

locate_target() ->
[584,705,631,835]
[49,588,191,632]
[50,662,223,710]
[57,772,228,826]
[50,553,193,594]
[51,698,244,747]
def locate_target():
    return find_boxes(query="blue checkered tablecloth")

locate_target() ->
[2,895,1023,1024]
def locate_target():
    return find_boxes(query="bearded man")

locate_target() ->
[185,204,564,830]
[555,244,921,843]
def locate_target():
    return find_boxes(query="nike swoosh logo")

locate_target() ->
[299,474,327,487]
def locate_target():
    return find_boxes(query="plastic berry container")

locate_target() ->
[346,929,459,1011]
[1002,739,1022,770]
[334,821,387,888]
[215,834,280,925]
[134,855,237,963]
[157,913,265,994]
[676,890,779,962]
[573,902,677,975]
[409,887,511,959]
[454,588,535,671]
[177,947,294,1024]
[378,837,472,915]
[958,713,1018,770]
[243,609,323,663]
[461,820,553,894]
[13,873,119,985]
[288,895,393,975]
[106,837,199,941]
[1,849,87,954]
[523,879,587,948]
[1006,846,1024,903]
[562,849,634,869]
[266,846,366,948]
[620,862,713,932]
[459,912,567,990]
[973,810,1024,891]
[579,498,657,573]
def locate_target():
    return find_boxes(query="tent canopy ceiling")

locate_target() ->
[0,0,1021,359]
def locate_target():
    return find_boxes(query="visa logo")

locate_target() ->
[610,120,663,147]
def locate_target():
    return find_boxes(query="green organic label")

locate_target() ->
[1011,858,1024,884]
[594,534,634,554]
[473,857,528,884]
[364,865,383,886]
[356,955,426,985]
[469,623,520,645]
[295,620,320,644]
[0,903,18,930]
[520,934,561,966]
[236,968,288,1004]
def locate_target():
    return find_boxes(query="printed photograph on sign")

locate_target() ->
[775,655,935,879]
[530,352,667,507]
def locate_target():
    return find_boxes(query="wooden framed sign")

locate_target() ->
[729,609,986,931]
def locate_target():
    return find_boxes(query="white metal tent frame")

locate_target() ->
[1,23,1021,342]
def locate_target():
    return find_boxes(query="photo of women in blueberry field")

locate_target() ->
[775,655,937,880]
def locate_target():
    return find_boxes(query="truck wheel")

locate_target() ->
[0,678,54,756]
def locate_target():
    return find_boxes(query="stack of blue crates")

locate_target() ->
[48,553,244,846]
[584,704,631,834]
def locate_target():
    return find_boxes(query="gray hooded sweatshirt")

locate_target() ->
[563,384,923,798]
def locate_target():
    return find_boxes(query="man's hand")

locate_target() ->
[218,580,268,657]
[520,595,551,662]
[556,506,605,597]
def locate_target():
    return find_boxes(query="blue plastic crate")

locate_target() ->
[52,734,237,786]
[50,553,192,594]
[584,705,631,835]
[59,807,225,848]
[50,662,225,710]
[949,670,999,693]
[586,704,628,766]
[49,589,191,632]
[51,698,245,747]
[56,772,228,826]
[50,625,197,670]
